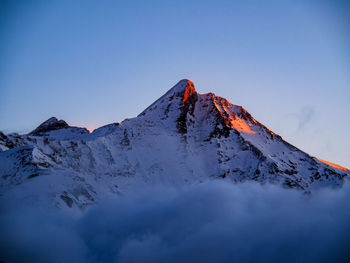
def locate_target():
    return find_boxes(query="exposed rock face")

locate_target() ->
[0,79,349,210]
[176,80,198,134]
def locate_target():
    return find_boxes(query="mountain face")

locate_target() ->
[0,80,349,210]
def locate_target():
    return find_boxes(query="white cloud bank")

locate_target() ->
[1,181,350,263]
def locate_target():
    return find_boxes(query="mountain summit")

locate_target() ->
[0,80,348,209]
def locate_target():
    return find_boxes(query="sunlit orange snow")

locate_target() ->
[228,117,256,134]
[317,158,349,171]
[182,80,196,106]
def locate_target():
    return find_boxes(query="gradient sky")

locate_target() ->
[0,0,349,167]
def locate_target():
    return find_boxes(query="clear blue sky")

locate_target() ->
[1,0,349,167]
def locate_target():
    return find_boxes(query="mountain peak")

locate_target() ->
[29,117,69,136]
[138,79,197,118]
[168,79,195,95]
[163,79,197,106]
[1,79,349,212]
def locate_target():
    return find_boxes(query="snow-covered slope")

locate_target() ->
[0,79,348,210]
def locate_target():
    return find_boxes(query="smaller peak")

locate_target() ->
[42,117,61,124]
[41,117,68,127]
[29,117,69,136]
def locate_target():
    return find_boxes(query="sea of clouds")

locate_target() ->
[1,181,350,263]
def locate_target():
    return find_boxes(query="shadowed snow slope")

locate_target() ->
[0,79,349,210]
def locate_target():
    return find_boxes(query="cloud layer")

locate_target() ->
[1,181,350,263]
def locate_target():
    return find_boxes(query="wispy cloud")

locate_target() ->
[297,106,315,129]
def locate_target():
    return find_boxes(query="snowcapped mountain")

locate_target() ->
[0,79,349,210]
